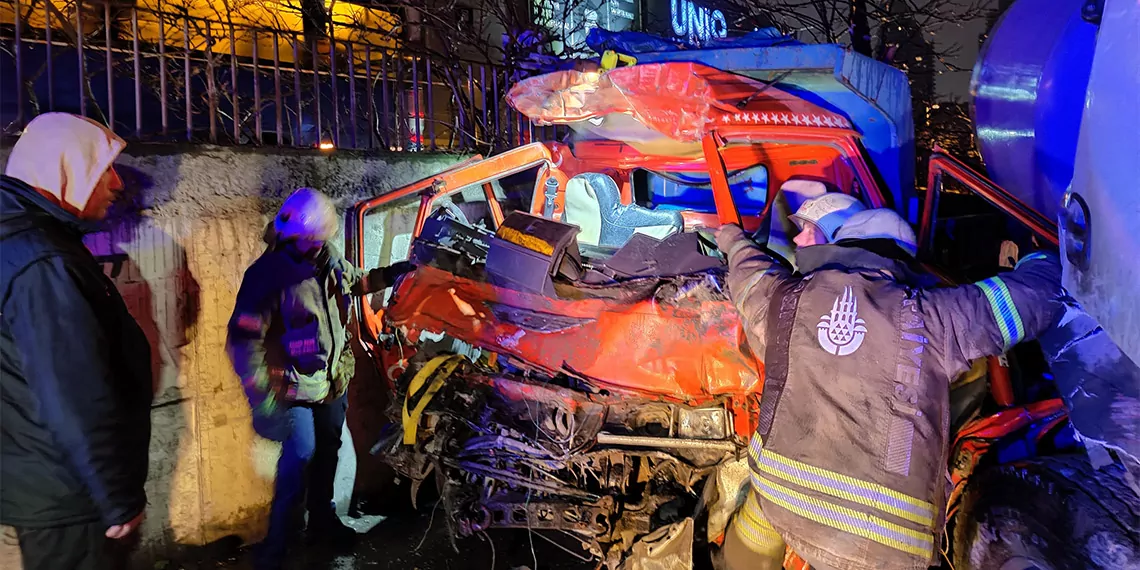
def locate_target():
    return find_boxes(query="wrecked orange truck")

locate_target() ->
[347,24,1138,570]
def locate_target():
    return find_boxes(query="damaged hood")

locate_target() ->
[506,62,852,155]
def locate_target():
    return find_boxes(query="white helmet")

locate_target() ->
[274,187,338,242]
[834,208,918,257]
[789,193,866,241]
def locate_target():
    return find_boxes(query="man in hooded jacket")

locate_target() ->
[227,187,413,569]
[717,208,1062,570]
[0,113,153,569]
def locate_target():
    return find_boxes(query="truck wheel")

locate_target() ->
[952,454,1140,570]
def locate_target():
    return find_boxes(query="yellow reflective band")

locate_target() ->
[747,434,935,526]
[735,492,785,551]
[751,473,934,558]
[402,354,467,444]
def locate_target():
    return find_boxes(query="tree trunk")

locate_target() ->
[849,0,872,56]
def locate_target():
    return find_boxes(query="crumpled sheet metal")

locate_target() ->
[620,517,695,570]
[386,265,763,402]
[1038,300,1140,465]
[506,63,723,142]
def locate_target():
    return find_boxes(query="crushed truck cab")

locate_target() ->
[348,20,1138,569]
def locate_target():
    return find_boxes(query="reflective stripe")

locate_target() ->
[751,473,934,558]
[976,277,1026,348]
[736,267,775,304]
[726,239,756,261]
[747,434,936,526]
[1015,251,1050,269]
[734,492,785,551]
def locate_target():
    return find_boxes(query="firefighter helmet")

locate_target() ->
[274,187,338,242]
[789,193,866,242]
[834,208,918,257]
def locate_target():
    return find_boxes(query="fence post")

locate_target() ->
[76,0,86,117]
[346,42,357,149]
[273,32,283,145]
[365,44,375,149]
[205,21,218,143]
[426,57,435,151]
[293,35,303,146]
[312,37,322,145]
[104,1,115,129]
[412,56,421,150]
[45,1,54,112]
[158,4,168,135]
[252,31,262,144]
[14,0,24,126]
[132,8,142,138]
[229,22,240,142]
[183,18,191,141]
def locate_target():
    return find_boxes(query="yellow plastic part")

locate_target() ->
[402,354,467,444]
[600,50,638,71]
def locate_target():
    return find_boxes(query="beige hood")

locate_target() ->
[5,113,126,214]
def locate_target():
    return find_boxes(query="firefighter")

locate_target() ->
[717,208,1061,570]
[789,192,866,249]
[226,188,413,569]
[1,113,153,570]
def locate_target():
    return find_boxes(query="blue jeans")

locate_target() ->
[257,394,347,567]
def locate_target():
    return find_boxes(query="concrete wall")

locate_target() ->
[0,145,468,567]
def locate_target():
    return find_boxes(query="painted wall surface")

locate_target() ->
[0,145,467,568]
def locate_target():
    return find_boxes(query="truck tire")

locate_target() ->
[952,454,1140,570]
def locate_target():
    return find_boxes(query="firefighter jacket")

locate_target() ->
[226,234,403,440]
[716,225,1062,570]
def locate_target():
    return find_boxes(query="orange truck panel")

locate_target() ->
[385,266,763,404]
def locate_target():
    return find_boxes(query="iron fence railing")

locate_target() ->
[1,0,565,152]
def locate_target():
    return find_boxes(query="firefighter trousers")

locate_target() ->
[723,491,786,570]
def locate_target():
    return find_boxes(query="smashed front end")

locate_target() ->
[367,202,760,565]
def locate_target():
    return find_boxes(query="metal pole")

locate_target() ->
[273,32,283,145]
[312,38,322,144]
[293,35,302,146]
[229,22,239,142]
[205,21,217,143]
[381,53,391,149]
[346,42,357,149]
[364,44,375,149]
[105,1,114,128]
[466,64,475,151]
[76,0,86,116]
[183,18,191,140]
[252,31,262,144]
[45,1,54,111]
[14,0,24,125]
[158,4,167,135]
[132,8,142,137]
[412,56,421,150]
[425,56,435,151]
[329,39,340,147]
[492,68,499,146]
[481,65,487,146]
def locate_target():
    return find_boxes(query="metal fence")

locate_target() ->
[1,0,562,152]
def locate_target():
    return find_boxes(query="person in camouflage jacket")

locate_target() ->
[226,188,413,569]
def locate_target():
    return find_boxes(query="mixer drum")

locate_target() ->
[971,0,1098,222]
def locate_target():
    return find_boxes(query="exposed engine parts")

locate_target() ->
[374,352,745,566]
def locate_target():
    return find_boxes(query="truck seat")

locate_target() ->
[563,173,683,249]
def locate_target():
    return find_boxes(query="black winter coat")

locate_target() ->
[0,175,153,528]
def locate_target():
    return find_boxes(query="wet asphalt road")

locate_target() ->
[182,503,598,570]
